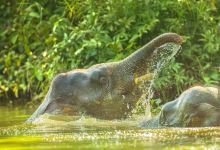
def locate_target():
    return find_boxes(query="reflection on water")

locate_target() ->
[0,106,31,127]
[0,106,220,149]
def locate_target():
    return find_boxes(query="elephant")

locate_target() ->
[26,33,183,122]
[141,86,220,128]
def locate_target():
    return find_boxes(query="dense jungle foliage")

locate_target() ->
[0,0,220,110]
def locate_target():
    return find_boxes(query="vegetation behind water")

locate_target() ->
[0,0,220,107]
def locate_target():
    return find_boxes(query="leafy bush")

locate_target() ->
[0,0,220,107]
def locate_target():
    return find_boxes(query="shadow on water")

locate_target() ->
[1,107,220,150]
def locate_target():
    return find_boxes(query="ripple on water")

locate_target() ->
[1,114,220,149]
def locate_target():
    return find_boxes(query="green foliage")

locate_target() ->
[150,98,162,115]
[0,0,220,107]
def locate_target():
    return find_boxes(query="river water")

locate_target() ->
[0,106,220,150]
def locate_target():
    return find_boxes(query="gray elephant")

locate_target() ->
[141,86,220,128]
[27,33,183,122]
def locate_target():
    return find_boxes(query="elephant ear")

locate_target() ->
[187,103,220,127]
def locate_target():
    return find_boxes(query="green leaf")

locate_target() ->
[29,12,40,18]
[35,69,43,81]
[11,34,18,44]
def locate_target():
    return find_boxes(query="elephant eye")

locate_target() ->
[99,76,108,85]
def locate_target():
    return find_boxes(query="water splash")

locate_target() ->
[138,43,182,118]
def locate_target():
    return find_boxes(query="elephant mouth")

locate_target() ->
[45,104,77,116]
[43,98,74,115]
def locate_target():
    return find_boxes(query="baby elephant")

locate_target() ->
[142,86,220,128]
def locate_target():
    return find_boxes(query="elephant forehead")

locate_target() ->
[51,74,70,93]
[51,70,93,95]
[176,86,219,108]
[89,63,117,76]
[161,99,178,113]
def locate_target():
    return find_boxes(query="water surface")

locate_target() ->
[0,106,220,150]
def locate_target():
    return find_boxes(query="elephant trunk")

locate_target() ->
[118,33,183,77]
[26,88,52,123]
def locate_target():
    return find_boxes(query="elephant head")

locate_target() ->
[27,33,183,122]
[142,86,220,128]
